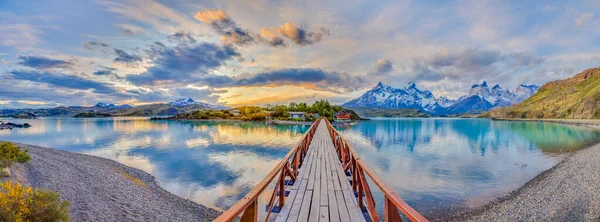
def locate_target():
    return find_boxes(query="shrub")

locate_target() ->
[0,181,70,222]
[0,142,31,168]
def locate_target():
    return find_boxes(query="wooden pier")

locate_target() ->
[214,118,428,222]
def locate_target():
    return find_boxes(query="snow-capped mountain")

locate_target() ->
[168,98,227,110]
[460,81,540,108]
[436,96,457,108]
[514,84,540,102]
[343,81,540,115]
[342,82,442,113]
[94,102,133,109]
[169,98,197,107]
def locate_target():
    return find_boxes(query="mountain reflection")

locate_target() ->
[339,118,600,217]
[1,117,599,216]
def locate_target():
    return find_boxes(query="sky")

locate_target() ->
[1,0,599,108]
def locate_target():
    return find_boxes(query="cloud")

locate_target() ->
[0,24,43,50]
[407,47,545,83]
[375,58,393,73]
[194,9,254,45]
[118,24,146,36]
[168,31,197,45]
[113,48,142,64]
[501,52,545,67]
[428,48,501,70]
[174,87,227,104]
[93,66,117,76]
[1,59,9,65]
[234,68,365,92]
[275,22,328,46]
[575,12,593,26]
[258,28,286,47]
[194,9,327,47]
[9,70,119,94]
[83,41,110,50]
[126,42,239,86]
[17,55,73,69]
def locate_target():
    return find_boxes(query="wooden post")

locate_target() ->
[385,197,402,222]
[278,169,286,207]
[240,199,258,222]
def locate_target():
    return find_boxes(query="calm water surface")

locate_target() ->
[1,117,599,217]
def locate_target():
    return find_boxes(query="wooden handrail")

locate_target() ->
[214,118,323,222]
[323,119,428,222]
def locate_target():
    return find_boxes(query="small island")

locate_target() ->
[73,112,113,118]
[0,121,32,130]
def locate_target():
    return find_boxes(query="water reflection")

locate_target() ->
[0,117,307,211]
[338,118,600,217]
[1,117,599,217]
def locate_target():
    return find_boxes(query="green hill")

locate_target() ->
[486,67,600,119]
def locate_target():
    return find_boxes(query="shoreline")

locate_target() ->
[490,118,600,129]
[0,142,221,221]
[444,118,600,221]
[151,117,362,126]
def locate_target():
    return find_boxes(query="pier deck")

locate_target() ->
[214,118,427,222]
[274,121,366,222]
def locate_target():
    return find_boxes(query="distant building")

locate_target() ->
[263,111,274,119]
[306,113,320,118]
[334,110,351,121]
[289,112,306,120]
[231,110,240,116]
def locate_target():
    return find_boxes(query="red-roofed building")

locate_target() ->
[334,110,351,121]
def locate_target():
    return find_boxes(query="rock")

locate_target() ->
[1,167,9,177]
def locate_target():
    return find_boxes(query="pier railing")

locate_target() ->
[323,119,428,222]
[214,118,322,222]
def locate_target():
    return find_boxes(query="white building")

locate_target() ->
[288,112,305,120]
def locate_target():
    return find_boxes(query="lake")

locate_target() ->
[1,117,599,217]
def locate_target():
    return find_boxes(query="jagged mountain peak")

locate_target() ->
[343,81,440,112]
[472,81,488,88]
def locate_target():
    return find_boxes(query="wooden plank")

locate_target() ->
[308,141,322,222]
[319,206,329,222]
[333,164,365,222]
[297,190,313,222]
[306,142,318,190]
[320,146,329,207]
[285,178,309,222]
[275,189,298,221]
[335,190,351,222]
[327,184,341,222]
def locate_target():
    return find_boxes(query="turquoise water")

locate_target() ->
[1,117,599,217]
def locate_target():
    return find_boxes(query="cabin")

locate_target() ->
[288,112,306,120]
[263,111,274,119]
[231,110,240,116]
[335,110,351,121]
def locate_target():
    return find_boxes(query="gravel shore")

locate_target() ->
[1,142,221,221]
[449,119,600,221]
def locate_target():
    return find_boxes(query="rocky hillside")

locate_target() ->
[486,67,600,119]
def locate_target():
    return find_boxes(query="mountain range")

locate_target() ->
[487,67,600,119]
[343,81,540,115]
[0,98,226,117]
